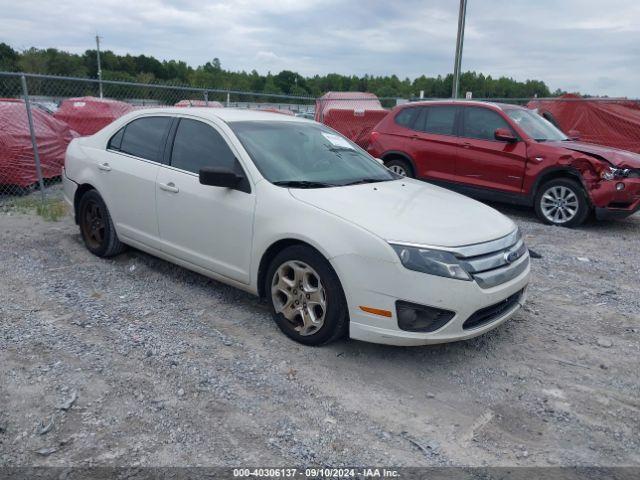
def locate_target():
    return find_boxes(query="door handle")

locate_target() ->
[97,162,112,172]
[462,142,472,149]
[159,182,179,193]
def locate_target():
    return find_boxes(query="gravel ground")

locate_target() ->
[0,195,639,467]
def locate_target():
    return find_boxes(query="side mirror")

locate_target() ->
[494,128,517,143]
[199,166,243,189]
[568,130,581,141]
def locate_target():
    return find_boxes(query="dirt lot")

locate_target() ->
[1,196,639,468]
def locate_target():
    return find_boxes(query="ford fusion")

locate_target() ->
[63,109,530,346]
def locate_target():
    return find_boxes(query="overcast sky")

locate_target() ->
[1,0,639,96]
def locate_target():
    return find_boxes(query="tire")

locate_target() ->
[385,158,414,178]
[534,178,590,227]
[14,184,35,196]
[78,190,126,257]
[265,245,349,346]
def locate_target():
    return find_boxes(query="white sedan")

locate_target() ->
[63,108,530,346]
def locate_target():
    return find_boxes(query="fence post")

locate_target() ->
[226,91,230,108]
[20,75,46,203]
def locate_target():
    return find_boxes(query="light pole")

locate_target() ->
[96,35,103,98]
[451,0,468,99]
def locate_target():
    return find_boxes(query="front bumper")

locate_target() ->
[590,177,640,220]
[331,253,530,346]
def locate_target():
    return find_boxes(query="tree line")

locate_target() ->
[0,43,560,99]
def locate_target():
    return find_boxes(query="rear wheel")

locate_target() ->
[78,190,126,257]
[385,158,414,178]
[534,178,590,227]
[266,245,348,346]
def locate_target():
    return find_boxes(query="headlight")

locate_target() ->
[601,166,630,180]
[390,244,471,281]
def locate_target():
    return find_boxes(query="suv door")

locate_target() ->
[410,105,460,182]
[457,106,527,193]
[156,117,255,284]
[99,115,172,249]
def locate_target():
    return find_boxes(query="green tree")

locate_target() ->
[1,42,558,99]
[0,42,19,71]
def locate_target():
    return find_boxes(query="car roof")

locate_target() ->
[131,107,312,124]
[400,100,525,111]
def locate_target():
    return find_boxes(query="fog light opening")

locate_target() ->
[396,301,455,333]
[616,182,625,191]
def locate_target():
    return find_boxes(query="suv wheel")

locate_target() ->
[78,190,126,257]
[534,178,590,227]
[266,245,348,346]
[385,158,414,178]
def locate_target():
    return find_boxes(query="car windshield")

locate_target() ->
[229,121,398,187]
[504,108,568,142]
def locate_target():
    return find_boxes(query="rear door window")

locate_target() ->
[170,118,236,174]
[394,108,419,128]
[462,107,513,141]
[415,106,458,136]
[108,127,124,150]
[118,117,171,161]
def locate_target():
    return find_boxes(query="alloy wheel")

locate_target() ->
[540,185,579,224]
[81,199,106,249]
[388,164,407,176]
[271,260,327,336]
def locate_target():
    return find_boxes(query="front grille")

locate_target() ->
[463,289,524,330]
[454,230,529,289]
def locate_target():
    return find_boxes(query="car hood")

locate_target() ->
[546,140,640,169]
[290,179,516,248]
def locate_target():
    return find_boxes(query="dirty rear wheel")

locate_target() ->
[266,245,348,346]
[534,178,590,227]
[78,190,126,257]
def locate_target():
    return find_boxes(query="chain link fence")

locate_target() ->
[0,72,320,202]
[2,71,639,205]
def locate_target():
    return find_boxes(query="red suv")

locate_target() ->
[367,101,640,227]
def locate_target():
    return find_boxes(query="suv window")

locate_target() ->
[117,117,171,161]
[171,118,236,174]
[394,108,419,128]
[415,106,458,136]
[462,107,512,141]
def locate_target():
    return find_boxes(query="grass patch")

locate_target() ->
[8,196,69,221]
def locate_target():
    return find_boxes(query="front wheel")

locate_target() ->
[534,178,590,227]
[385,158,414,178]
[266,245,348,346]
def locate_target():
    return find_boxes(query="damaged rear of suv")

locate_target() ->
[367,101,640,227]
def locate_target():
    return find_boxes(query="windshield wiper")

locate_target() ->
[326,146,357,153]
[273,180,336,189]
[534,138,548,142]
[342,178,387,186]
